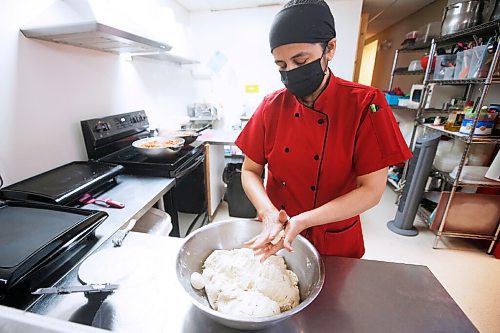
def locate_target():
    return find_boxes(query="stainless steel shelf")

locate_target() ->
[392,105,444,112]
[436,20,500,44]
[393,68,425,75]
[434,169,500,188]
[428,78,500,85]
[421,124,500,143]
[398,42,431,52]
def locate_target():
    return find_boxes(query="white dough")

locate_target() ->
[201,248,300,318]
[190,272,205,290]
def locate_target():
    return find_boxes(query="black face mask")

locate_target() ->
[279,54,327,98]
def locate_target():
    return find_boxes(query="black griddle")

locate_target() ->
[0,200,107,306]
[0,161,124,205]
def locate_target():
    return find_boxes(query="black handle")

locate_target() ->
[175,155,204,179]
[195,124,212,133]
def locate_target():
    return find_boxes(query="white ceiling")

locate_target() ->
[174,0,286,11]
[174,0,437,37]
[363,0,438,38]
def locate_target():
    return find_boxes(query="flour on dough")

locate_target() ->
[202,248,299,317]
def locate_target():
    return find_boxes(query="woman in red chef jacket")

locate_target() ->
[235,0,412,261]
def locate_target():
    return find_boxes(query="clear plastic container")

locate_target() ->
[468,45,488,79]
[415,22,441,44]
[457,49,473,79]
[454,51,464,80]
[433,54,456,80]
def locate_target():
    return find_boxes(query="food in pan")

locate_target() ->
[138,138,183,149]
[191,248,300,318]
[173,130,198,137]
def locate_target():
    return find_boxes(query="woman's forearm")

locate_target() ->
[241,169,277,217]
[294,168,387,230]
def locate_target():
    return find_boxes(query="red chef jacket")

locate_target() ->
[235,73,412,258]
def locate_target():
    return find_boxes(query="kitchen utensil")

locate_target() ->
[132,137,185,159]
[112,219,136,247]
[32,283,119,296]
[441,1,483,36]
[176,219,325,330]
[79,193,125,209]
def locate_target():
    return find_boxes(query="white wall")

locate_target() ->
[0,0,197,186]
[0,0,363,186]
[189,0,363,129]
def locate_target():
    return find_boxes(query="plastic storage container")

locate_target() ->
[132,208,172,236]
[385,93,409,106]
[468,45,488,79]
[454,51,464,80]
[457,49,473,79]
[433,54,456,80]
[433,139,467,172]
[415,22,441,44]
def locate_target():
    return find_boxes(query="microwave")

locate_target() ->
[410,84,465,109]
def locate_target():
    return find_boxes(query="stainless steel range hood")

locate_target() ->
[21,0,172,55]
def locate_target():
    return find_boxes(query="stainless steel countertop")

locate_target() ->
[29,231,478,333]
[27,174,175,316]
[80,174,175,240]
[197,129,241,145]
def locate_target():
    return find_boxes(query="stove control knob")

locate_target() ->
[94,123,103,133]
[104,122,111,131]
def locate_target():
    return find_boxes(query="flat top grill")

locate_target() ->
[0,201,107,307]
[0,161,124,205]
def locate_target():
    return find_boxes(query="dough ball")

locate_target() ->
[190,272,205,290]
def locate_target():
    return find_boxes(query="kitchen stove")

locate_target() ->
[98,140,204,178]
[81,110,207,237]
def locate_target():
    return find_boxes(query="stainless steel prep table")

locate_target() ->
[29,232,478,333]
[26,174,175,313]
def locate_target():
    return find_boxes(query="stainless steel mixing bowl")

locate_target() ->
[175,219,325,330]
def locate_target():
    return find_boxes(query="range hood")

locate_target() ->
[21,0,172,55]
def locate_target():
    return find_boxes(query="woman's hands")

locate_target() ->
[244,209,288,250]
[246,210,307,262]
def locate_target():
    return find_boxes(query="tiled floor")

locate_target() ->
[178,187,500,333]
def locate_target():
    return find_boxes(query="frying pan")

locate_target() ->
[132,137,185,159]
[173,124,212,145]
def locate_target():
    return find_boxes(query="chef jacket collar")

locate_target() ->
[295,70,336,113]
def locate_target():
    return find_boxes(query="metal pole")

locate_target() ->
[398,40,437,203]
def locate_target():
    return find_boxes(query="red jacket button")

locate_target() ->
[318,119,324,124]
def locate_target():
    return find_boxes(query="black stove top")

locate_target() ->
[81,111,205,178]
[100,141,204,177]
